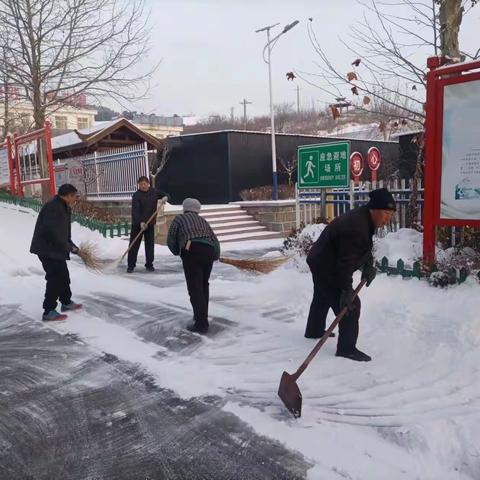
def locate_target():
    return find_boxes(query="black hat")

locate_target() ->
[368,188,396,211]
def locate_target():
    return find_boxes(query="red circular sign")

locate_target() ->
[367,147,382,171]
[350,152,364,177]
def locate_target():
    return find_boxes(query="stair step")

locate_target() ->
[207,214,252,223]
[209,220,261,229]
[200,205,241,213]
[201,212,248,222]
[218,231,284,242]
[213,226,267,235]
[201,206,243,213]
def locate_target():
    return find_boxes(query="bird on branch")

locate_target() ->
[286,72,296,81]
[352,58,361,67]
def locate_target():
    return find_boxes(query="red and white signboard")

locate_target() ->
[367,147,382,182]
[350,152,364,184]
[423,57,480,264]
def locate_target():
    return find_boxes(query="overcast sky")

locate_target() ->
[135,0,479,119]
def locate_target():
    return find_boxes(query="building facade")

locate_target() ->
[130,113,184,139]
[0,100,97,133]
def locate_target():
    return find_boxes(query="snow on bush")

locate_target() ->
[282,223,480,284]
[374,228,423,266]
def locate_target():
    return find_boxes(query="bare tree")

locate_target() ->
[279,155,298,187]
[150,143,170,189]
[0,0,156,196]
[302,0,477,227]
[302,0,478,127]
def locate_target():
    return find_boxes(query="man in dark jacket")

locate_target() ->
[127,176,169,273]
[167,198,220,334]
[30,184,82,321]
[304,188,396,362]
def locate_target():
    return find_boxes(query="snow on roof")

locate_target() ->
[51,119,121,150]
[389,129,423,139]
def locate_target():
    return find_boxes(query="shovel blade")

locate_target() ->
[278,371,302,418]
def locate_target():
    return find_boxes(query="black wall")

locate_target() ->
[159,130,400,204]
[158,133,230,204]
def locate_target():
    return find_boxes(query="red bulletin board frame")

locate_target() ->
[423,57,480,264]
[13,121,55,198]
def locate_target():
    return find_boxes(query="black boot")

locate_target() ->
[187,323,209,335]
[336,347,371,362]
[305,330,335,339]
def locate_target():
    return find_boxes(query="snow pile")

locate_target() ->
[374,228,423,265]
[1,202,480,479]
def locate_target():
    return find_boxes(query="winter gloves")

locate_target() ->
[140,222,148,231]
[340,287,355,311]
[362,262,376,287]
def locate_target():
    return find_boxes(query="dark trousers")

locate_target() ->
[128,225,155,269]
[181,243,216,328]
[305,271,361,352]
[39,257,72,314]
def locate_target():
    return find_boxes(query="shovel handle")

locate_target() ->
[292,279,367,381]
[119,196,168,262]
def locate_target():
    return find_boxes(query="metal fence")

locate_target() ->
[0,192,130,238]
[61,143,149,199]
[296,179,424,232]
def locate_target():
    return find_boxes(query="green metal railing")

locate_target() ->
[0,193,130,238]
[376,256,473,285]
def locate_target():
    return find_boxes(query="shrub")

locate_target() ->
[72,196,119,223]
[239,184,295,201]
[282,219,328,257]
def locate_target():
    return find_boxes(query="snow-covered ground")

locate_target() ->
[1,202,480,479]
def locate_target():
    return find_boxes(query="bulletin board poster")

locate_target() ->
[440,79,480,220]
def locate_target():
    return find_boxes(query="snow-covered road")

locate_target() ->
[1,203,479,480]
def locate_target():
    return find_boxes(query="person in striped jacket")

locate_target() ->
[167,198,220,334]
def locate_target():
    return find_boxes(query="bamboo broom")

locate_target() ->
[218,255,290,274]
[77,241,104,273]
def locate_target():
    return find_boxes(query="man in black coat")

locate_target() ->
[30,184,82,321]
[304,188,396,362]
[127,176,169,273]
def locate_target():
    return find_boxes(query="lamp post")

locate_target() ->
[256,20,299,200]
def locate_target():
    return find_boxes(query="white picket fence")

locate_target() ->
[59,143,149,199]
[296,179,424,233]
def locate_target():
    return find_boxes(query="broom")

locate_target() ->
[219,255,290,274]
[77,241,104,273]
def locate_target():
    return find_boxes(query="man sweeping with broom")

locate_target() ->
[127,176,169,273]
[30,184,82,321]
[304,188,396,362]
[167,199,220,334]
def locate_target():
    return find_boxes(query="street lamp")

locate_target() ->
[256,20,299,200]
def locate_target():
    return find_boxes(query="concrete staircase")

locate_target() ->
[200,206,283,243]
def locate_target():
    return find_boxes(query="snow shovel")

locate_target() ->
[278,279,367,418]
[109,196,169,269]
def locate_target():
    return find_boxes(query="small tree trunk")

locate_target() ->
[2,75,8,141]
[408,134,424,230]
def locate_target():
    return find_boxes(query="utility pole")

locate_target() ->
[256,19,299,200]
[230,107,235,124]
[296,85,301,113]
[239,98,252,130]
